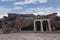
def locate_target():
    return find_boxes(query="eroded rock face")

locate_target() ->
[0,13,60,33]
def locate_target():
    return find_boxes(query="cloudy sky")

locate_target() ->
[0,0,60,18]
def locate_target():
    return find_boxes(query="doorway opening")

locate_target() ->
[43,21,49,31]
[35,21,41,31]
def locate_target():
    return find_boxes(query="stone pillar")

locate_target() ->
[48,20,52,31]
[40,21,43,32]
[34,21,36,32]
[19,27,21,31]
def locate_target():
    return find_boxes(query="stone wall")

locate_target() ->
[0,13,60,33]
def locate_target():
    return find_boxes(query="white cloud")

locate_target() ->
[34,12,46,15]
[14,0,36,5]
[14,0,48,5]
[13,6,23,10]
[57,12,60,16]
[19,7,57,15]
[39,0,48,3]
[56,8,60,16]
[0,7,11,18]
[20,7,60,16]
[0,0,16,2]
